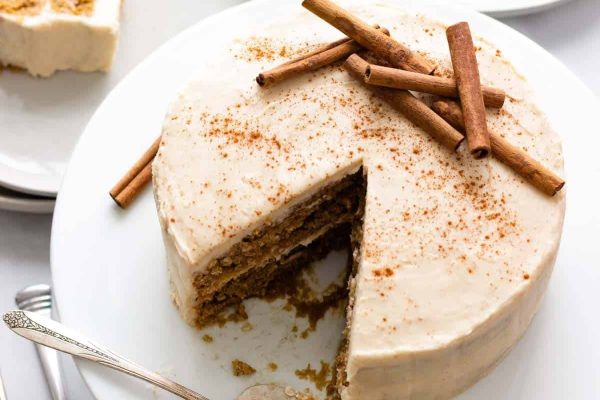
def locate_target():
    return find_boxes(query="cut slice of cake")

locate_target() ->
[0,0,122,77]
[190,169,365,327]
[152,2,565,399]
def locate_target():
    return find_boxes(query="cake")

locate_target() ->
[0,0,122,77]
[152,1,565,398]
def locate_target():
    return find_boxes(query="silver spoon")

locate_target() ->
[0,369,7,400]
[3,310,296,400]
[3,310,208,399]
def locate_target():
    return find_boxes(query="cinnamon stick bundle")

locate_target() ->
[345,54,463,151]
[257,25,389,87]
[447,22,491,159]
[432,99,565,196]
[302,0,435,74]
[365,64,505,108]
[110,136,160,208]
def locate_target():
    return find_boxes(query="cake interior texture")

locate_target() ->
[0,0,44,15]
[51,0,95,16]
[192,169,366,332]
[191,168,367,398]
[0,0,95,15]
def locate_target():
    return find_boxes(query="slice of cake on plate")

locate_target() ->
[0,0,122,77]
[152,1,565,398]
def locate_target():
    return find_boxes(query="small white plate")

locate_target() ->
[51,0,600,399]
[0,0,246,197]
[457,0,573,17]
[0,186,54,214]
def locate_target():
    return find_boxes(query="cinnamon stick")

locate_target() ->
[431,99,565,196]
[281,37,352,66]
[257,26,390,87]
[447,22,490,159]
[112,161,153,208]
[110,136,160,208]
[302,0,435,74]
[345,54,463,151]
[279,24,388,66]
[365,64,505,108]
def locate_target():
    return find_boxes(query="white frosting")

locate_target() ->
[0,0,121,77]
[152,2,565,398]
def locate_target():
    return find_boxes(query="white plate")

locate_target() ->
[51,0,600,399]
[0,186,54,214]
[457,0,573,17]
[0,0,246,197]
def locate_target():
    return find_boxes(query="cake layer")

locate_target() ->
[0,0,121,76]
[196,223,351,327]
[192,170,364,326]
[153,1,565,398]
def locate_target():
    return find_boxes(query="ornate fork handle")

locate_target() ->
[3,311,209,400]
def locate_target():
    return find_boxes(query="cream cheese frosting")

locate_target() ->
[0,0,121,77]
[152,1,565,398]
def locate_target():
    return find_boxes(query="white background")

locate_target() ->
[1,0,599,398]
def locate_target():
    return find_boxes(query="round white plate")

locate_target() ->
[0,0,245,197]
[0,186,55,214]
[457,0,573,17]
[51,0,600,399]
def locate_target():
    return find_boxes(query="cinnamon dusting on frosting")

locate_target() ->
[235,37,320,63]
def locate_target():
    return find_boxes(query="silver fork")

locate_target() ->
[15,284,65,400]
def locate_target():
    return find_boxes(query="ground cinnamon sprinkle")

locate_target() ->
[373,267,394,277]
[234,37,313,63]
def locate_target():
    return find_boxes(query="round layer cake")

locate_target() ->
[152,1,565,398]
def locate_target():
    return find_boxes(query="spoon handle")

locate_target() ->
[0,370,7,400]
[3,311,209,400]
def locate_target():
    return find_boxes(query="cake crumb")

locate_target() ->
[217,303,249,327]
[232,359,256,376]
[266,266,349,338]
[241,322,253,332]
[201,334,214,343]
[283,387,316,400]
[295,361,330,390]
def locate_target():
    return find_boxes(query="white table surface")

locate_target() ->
[1,0,598,398]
